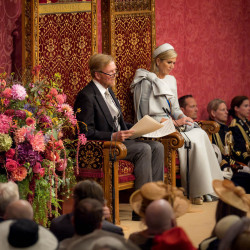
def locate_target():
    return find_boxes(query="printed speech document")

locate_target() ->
[129,115,175,139]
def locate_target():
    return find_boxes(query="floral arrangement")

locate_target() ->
[0,67,86,226]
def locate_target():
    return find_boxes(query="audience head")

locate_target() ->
[0,181,19,217]
[130,181,189,219]
[68,230,139,250]
[213,179,250,223]
[73,198,103,236]
[151,43,177,74]
[73,180,105,207]
[4,199,33,220]
[229,96,249,120]
[0,219,58,249]
[179,95,198,120]
[145,199,176,235]
[207,98,228,124]
[214,215,250,250]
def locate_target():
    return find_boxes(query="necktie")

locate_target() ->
[104,90,120,131]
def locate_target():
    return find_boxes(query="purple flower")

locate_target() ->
[12,84,27,100]
[17,142,40,166]
[24,104,36,114]
[38,115,52,128]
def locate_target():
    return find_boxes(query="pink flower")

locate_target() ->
[15,110,26,120]
[15,127,27,143]
[26,117,36,126]
[30,131,45,152]
[6,148,15,159]
[58,104,74,115]
[56,94,65,105]
[12,84,27,100]
[2,88,12,98]
[0,79,6,88]
[33,162,42,173]
[0,114,12,134]
[11,166,27,181]
[6,159,19,172]
[38,168,45,178]
[56,159,67,171]
[79,134,87,145]
[50,88,58,97]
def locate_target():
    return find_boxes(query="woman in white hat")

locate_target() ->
[130,43,223,204]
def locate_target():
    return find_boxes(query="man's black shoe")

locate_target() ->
[132,211,140,221]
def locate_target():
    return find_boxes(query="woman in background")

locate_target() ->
[130,43,223,205]
[229,96,250,166]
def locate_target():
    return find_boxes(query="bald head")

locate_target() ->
[145,199,176,235]
[4,200,33,220]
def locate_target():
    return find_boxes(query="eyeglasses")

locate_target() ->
[97,70,119,77]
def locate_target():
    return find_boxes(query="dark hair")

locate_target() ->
[73,198,103,235]
[73,180,105,207]
[178,95,193,108]
[229,96,248,118]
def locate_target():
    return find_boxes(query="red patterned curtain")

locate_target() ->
[115,14,152,123]
[0,0,22,74]
[39,12,92,106]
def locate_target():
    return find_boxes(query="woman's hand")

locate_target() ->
[175,117,194,126]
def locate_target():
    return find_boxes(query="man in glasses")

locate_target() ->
[74,54,164,220]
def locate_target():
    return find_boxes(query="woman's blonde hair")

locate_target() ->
[151,49,178,74]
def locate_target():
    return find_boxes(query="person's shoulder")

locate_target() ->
[102,220,124,236]
[50,213,71,227]
[229,118,237,127]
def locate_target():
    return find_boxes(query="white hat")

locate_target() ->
[153,43,174,58]
[0,219,58,250]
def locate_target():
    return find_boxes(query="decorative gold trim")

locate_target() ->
[39,2,91,15]
[91,0,98,54]
[151,0,156,55]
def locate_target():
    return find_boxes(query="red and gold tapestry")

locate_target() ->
[39,12,92,107]
[114,14,152,123]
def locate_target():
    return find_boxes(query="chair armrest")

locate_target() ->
[198,120,220,142]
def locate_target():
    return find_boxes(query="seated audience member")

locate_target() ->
[217,216,250,250]
[74,53,165,221]
[178,95,198,120]
[131,43,223,205]
[50,180,124,241]
[129,199,177,249]
[207,98,250,193]
[68,230,139,250]
[0,219,58,249]
[129,181,189,220]
[200,215,250,250]
[228,96,250,166]
[0,181,19,222]
[4,199,33,220]
[59,198,103,250]
[199,179,250,249]
[152,227,196,250]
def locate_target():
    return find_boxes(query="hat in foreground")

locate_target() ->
[213,179,250,212]
[130,181,190,218]
[0,219,58,250]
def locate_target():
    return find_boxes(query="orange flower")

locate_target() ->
[11,166,27,181]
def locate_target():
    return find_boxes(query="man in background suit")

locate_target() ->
[74,54,164,219]
[178,95,198,120]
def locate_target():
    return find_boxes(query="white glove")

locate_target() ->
[222,167,233,180]
[238,166,250,174]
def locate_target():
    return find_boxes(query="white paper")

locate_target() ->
[129,115,164,139]
[143,118,176,138]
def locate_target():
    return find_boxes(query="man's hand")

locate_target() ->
[103,205,111,219]
[111,130,135,141]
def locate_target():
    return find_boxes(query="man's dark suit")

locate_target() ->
[50,213,124,241]
[74,80,164,189]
